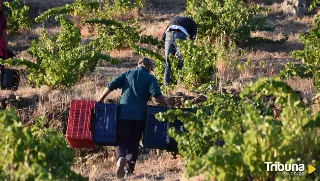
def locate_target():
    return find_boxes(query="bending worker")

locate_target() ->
[162,16,197,86]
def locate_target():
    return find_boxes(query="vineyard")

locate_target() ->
[0,0,320,180]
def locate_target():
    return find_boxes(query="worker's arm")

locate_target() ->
[155,95,171,109]
[97,87,112,102]
[149,76,171,109]
[97,71,126,102]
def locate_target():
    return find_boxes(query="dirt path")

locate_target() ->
[73,149,186,181]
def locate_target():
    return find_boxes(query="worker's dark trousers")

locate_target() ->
[116,120,145,173]
[164,31,187,86]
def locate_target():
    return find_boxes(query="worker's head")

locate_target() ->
[138,57,155,72]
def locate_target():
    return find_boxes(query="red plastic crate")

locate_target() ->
[66,100,96,148]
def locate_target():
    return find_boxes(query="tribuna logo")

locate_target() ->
[264,162,305,172]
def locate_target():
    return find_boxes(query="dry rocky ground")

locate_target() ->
[0,0,319,180]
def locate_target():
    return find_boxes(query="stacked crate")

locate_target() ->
[66,100,118,148]
[66,101,186,150]
[143,106,170,150]
[143,106,186,151]
[93,102,118,146]
[66,100,96,148]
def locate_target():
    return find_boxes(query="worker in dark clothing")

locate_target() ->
[162,16,197,86]
[97,58,170,179]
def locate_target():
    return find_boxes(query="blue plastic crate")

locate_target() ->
[166,119,184,152]
[166,108,192,152]
[143,106,170,150]
[143,106,188,151]
[93,103,118,146]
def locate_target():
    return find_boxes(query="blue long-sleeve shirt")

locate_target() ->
[107,66,162,121]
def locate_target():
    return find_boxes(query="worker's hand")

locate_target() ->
[166,103,172,109]
[164,97,172,109]
[97,88,111,103]
[96,97,104,103]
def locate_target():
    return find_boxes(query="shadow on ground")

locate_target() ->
[249,40,304,53]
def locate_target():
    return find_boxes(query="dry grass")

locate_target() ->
[0,86,49,98]
[79,24,97,39]
[286,78,318,101]
[246,3,315,61]
[73,150,115,180]
[172,84,200,97]
[214,40,241,88]
[144,0,186,14]
[24,0,75,3]
[236,2,317,93]
[74,151,184,181]
[24,0,75,14]
[141,20,168,39]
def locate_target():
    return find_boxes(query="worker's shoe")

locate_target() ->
[116,157,127,179]
[125,167,133,177]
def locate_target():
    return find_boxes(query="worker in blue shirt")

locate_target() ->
[162,16,197,86]
[97,57,170,179]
